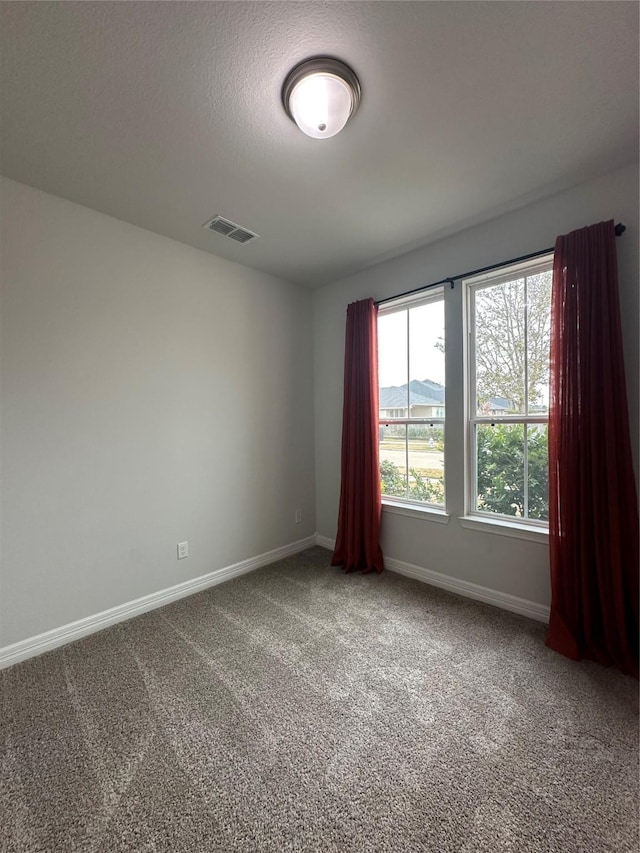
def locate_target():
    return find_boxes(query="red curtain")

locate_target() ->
[332,298,384,574]
[546,220,639,677]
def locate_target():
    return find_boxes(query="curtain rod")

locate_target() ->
[375,222,626,307]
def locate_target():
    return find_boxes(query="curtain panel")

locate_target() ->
[332,298,384,573]
[546,220,639,677]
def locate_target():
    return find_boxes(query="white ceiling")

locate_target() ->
[1,2,638,287]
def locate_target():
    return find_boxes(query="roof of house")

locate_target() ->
[486,396,511,411]
[380,379,445,409]
[380,380,513,412]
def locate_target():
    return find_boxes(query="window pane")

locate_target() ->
[476,423,524,517]
[527,424,548,520]
[408,424,444,505]
[525,271,552,416]
[474,279,525,415]
[409,299,445,419]
[379,423,407,498]
[378,311,408,417]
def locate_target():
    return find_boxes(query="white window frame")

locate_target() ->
[464,255,553,530]
[378,287,446,514]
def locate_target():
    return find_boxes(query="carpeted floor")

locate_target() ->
[1,546,638,852]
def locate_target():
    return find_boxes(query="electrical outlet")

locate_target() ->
[295,509,302,523]
[177,541,188,559]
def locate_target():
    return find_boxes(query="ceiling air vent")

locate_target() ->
[203,215,259,245]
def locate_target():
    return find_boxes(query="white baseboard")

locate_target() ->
[385,555,550,622]
[0,535,316,670]
[314,534,336,551]
[314,533,549,623]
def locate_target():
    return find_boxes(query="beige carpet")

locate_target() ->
[1,546,638,852]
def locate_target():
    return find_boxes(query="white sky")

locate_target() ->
[378,302,445,387]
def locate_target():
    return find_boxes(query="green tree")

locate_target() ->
[474,272,551,413]
[380,460,444,505]
[380,459,406,497]
[409,468,444,504]
[381,429,546,517]
[476,424,548,519]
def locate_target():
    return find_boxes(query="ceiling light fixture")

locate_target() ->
[282,57,361,139]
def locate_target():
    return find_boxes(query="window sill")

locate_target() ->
[382,500,450,524]
[458,515,549,544]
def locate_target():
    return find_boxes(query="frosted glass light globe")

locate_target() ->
[289,72,354,139]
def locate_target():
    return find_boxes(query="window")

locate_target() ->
[376,253,552,535]
[378,290,445,508]
[465,256,552,524]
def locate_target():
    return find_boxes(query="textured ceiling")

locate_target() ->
[1,2,638,287]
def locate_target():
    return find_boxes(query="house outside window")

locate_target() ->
[465,256,552,524]
[378,289,445,508]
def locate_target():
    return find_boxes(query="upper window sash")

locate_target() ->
[463,255,553,290]
[465,255,553,421]
[377,285,444,316]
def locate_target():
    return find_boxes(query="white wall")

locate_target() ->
[0,178,315,647]
[313,163,639,608]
